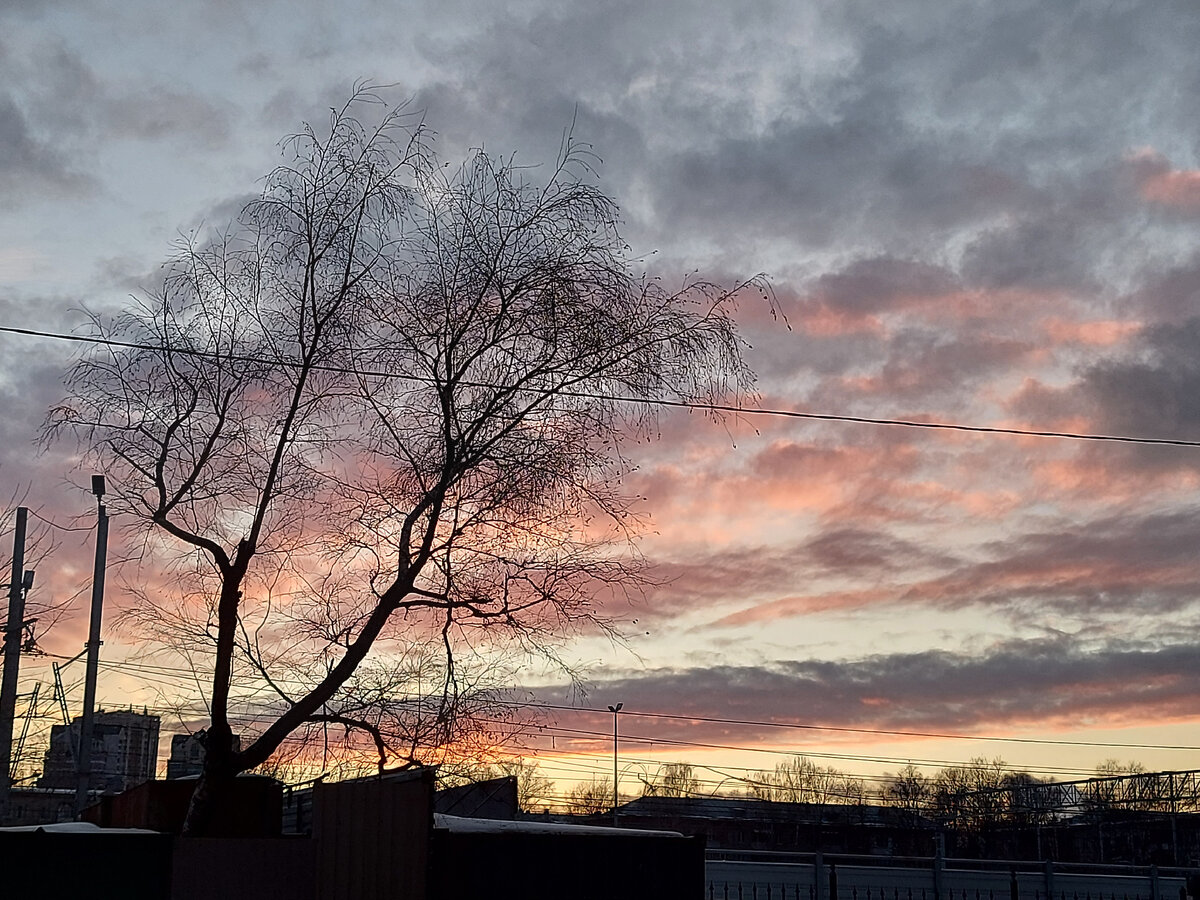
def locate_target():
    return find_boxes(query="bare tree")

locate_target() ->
[440,756,556,812]
[46,88,768,834]
[1085,760,1163,813]
[493,758,556,812]
[565,775,613,816]
[929,756,1053,856]
[642,761,702,798]
[882,763,932,826]
[748,755,862,805]
[931,757,1012,832]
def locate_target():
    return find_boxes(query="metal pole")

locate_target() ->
[608,702,622,827]
[0,507,29,818]
[75,483,108,815]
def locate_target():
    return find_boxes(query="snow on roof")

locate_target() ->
[433,813,683,838]
[0,822,160,834]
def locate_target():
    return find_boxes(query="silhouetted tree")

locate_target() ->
[642,761,702,798]
[882,763,932,827]
[46,87,769,834]
[1086,759,1150,812]
[749,755,862,805]
[441,757,556,812]
[930,757,1050,856]
[566,775,613,816]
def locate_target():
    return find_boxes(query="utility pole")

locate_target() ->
[608,702,622,827]
[75,476,108,815]
[0,507,31,819]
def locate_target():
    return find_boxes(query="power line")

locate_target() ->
[30,653,1200,757]
[3,322,1197,448]
[496,700,1200,752]
[9,669,1180,791]
[506,722,1119,779]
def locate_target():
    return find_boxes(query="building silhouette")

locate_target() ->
[166,730,241,779]
[38,709,160,793]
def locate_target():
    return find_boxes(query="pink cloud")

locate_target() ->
[1040,316,1141,347]
[712,585,898,626]
[1029,454,1200,506]
[797,305,886,337]
[1128,148,1200,210]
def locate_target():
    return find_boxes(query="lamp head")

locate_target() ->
[21,569,33,591]
[91,474,106,498]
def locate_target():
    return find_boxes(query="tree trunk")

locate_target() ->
[181,725,237,836]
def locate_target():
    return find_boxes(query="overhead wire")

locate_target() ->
[17,655,1186,794]
[497,722,1114,780]
[2,323,1197,448]
[498,701,1200,752]
[29,653,1200,756]
[21,652,1200,777]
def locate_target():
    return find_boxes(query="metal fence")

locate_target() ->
[706,852,1190,900]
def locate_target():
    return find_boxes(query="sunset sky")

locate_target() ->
[3,0,1200,796]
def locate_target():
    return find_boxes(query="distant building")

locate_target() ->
[38,709,160,793]
[166,730,242,779]
[435,776,519,820]
[0,787,76,827]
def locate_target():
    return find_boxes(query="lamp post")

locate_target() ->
[0,507,32,819]
[75,475,108,815]
[607,702,622,827]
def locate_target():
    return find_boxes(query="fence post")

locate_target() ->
[815,852,826,900]
[1043,860,1055,900]
[1150,866,1160,900]
[933,835,946,900]
[830,862,839,900]
[1011,869,1019,900]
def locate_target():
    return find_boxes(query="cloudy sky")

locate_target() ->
[3,0,1200,789]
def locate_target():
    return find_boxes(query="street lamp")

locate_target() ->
[75,475,108,815]
[608,702,622,827]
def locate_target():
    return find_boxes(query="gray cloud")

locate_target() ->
[103,88,233,149]
[1011,315,1200,471]
[550,636,1200,745]
[907,507,1200,618]
[636,525,959,623]
[802,526,954,577]
[0,93,88,200]
[810,258,960,316]
[1083,318,1200,444]
[863,329,1035,405]
[695,505,1200,631]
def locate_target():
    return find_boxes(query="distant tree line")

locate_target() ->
[449,753,1200,831]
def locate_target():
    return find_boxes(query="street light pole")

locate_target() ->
[0,507,30,820]
[75,476,108,816]
[608,702,622,827]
